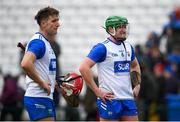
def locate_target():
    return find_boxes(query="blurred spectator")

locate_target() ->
[64,107,80,121]
[145,31,160,49]
[139,61,158,121]
[160,6,180,53]
[153,63,167,121]
[146,46,165,72]
[50,40,62,109]
[135,44,144,62]
[82,76,98,121]
[134,44,149,73]
[0,74,25,121]
[163,65,180,94]
[167,45,180,79]
[167,45,180,64]
[138,7,180,121]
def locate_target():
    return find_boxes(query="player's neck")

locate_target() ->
[109,36,126,44]
[109,36,119,44]
[39,30,55,42]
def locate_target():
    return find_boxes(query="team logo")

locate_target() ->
[114,61,130,73]
[127,51,130,57]
[49,59,56,75]
[48,109,53,113]
[109,52,118,57]
[121,52,124,57]
[35,104,46,109]
[108,111,113,116]
[49,50,54,54]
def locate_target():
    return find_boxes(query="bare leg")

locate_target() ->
[38,117,55,121]
[120,115,138,121]
[100,117,117,121]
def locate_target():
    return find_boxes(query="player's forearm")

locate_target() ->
[21,61,44,87]
[79,66,99,95]
[131,58,141,74]
[130,58,141,86]
[131,64,141,74]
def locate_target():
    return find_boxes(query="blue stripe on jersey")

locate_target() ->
[131,45,135,61]
[87,43,107,63]
[27,39,46,59]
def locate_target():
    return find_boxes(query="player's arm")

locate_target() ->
[79,43,114,102]
[130,57,141,98]
[79,57,98,94]
[79,43,103,96]
[21,40,51,95]
[21,52,50,95]
[130,57,141,87]
[21,52,43,85]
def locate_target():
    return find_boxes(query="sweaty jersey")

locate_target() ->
[87,37,135,99]
[24,32,56,99]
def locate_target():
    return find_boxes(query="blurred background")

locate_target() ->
[0,0,180,121]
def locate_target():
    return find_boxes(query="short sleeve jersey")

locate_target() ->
[25,32,56,99]
[87,38,135,99]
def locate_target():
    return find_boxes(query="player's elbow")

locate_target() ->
[79,64,87,74]
[21,62,27,70]
[79,65,84,74]
[21,60,30,70]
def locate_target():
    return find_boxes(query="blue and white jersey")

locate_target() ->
[87,38,135,99]
[25,32,56,99]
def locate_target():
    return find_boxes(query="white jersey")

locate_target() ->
[87,38,135,99]
[24,32,56,99]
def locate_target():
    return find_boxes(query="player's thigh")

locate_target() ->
[100,117,118,121]
[120,115,138,121]
[38,117,55,121]
[24,97,56,121]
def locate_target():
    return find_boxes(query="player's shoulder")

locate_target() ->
[33,32,44,40]
[124,40,133,47]
[101,38,110,45]
[26,34,46,51]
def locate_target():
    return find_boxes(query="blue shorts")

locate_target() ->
[96,99,138,119]
[24,96,56,121]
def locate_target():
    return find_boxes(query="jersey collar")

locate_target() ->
[35,32,49,42]
[107,37,122,45]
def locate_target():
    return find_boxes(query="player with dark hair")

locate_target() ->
[21,6,61,121]
[79,16,141,121]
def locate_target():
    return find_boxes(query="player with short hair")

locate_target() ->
[21,7,60,121]
[79,16,141,121]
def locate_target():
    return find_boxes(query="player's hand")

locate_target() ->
[60,82,80,107]
[133,84,140,98]
[61,82,75,96]
[96,89,114,103]
[41,82,51,95]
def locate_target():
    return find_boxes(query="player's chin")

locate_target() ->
[53,31,57,35]
[52,29,58,34]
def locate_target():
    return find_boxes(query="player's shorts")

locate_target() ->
[24,96,56,121]
[96,99,138,119]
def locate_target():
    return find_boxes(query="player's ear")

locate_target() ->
[108,27,114,33]
[40,19,47,28]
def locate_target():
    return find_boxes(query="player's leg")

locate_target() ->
[99,117,117,121]
[38,117,55,121]
[119,100,139,121]
[96,99,122,121]
[24,97,56,121]
[120,115,138,121]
